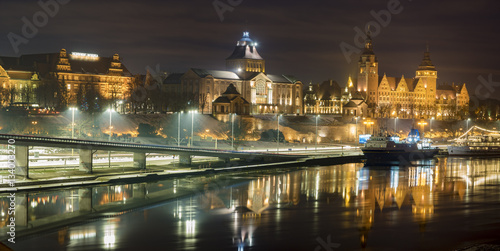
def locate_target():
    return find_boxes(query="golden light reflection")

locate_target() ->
[103,221,117,248]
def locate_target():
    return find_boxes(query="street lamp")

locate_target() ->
[107,108,115,141]
[355,116,359,143]
[277,114,282,152]
[395,117,398,135]
[417,121,427,136]
[364,120,374,135]
[117,100,123,114]
[189,110,197,147]
[69,107,77,156]
[69,107,77,139]
[315,115,320,152]
[467,118,471,131]
[231,113,235,150]
[177,111,183,147]
[107,108,115,169]
[430,117,435,138]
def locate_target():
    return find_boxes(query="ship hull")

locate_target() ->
[448,145,500,156]
[362,148,439,164]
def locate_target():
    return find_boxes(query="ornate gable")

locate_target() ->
[378,74,390,91]
[413,78,425,93]
[0,65,9,79]
[396,76,409,92]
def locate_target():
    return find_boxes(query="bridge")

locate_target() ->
[0,134,305,179]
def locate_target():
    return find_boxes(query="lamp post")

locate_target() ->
[364,121,374,135]
[107,108,115,169]
[70,108,77,139]
[467,118,471,131]
[231,113,235,150]
[70,107,77,156]
[189,110,197,147]
[107,108,114,142]
[430,117,435,138]
[315,115,320,152]
[277,114,282,152]
[417,121,428,136]
[355,116,359,143]
[395,117,398,134]
[177,111,183,147]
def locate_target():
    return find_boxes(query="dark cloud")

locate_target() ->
[1,0,499,93]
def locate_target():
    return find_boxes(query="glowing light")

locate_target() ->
[70,52,99,61]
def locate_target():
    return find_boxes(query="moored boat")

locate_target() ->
[448,135,500,156]
[362,129,439,164]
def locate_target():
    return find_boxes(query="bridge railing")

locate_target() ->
[0,134,303,157]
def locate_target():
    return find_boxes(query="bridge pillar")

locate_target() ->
[15,194,28,227]
[79,149,93,173]
[15,145,29,179]
[78,188,92,212]
[179,154,192,165]
[133,152,146,170]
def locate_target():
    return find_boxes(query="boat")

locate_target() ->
[447,125,500,156]
[448,135,500,156]
[361,129,439,164]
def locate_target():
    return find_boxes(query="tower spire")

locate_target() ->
[418,44,436,71]
[362,26,374,55]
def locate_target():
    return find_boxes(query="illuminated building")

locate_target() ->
[0,49,133,111]
[0,64,40,108]
[165,32,303,115]
[212,84,250,115]
[346,32,470,119]
[303,80,343,114]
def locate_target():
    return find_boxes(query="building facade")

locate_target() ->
[347,33,469,119]
[212,83,250,115]
[0,65,40,108]
[0,49,133,111]
[164,32,303,115]
[303,80,343,115]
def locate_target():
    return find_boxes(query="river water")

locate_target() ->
[1,157,500,250]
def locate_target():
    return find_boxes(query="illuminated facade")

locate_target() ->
[303,80,343,115]
[348,33,470,119]
[0,64,40,107]
[0,49,133,111]
[168,32,303,115]
[212,84,250,115]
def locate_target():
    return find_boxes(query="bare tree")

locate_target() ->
[199,93,208,114]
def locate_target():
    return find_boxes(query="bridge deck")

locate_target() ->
[0,134,304,160]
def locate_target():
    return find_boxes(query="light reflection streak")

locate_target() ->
[103,222,116,248]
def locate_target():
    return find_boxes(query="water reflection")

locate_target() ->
[1,157,500,250]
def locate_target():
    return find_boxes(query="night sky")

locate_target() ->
[1,0,499,96]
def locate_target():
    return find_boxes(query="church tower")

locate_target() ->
[357,31,379,105]
[415,46,437,106]
[226,32,265,78]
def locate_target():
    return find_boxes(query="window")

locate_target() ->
[256,81,266,95]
